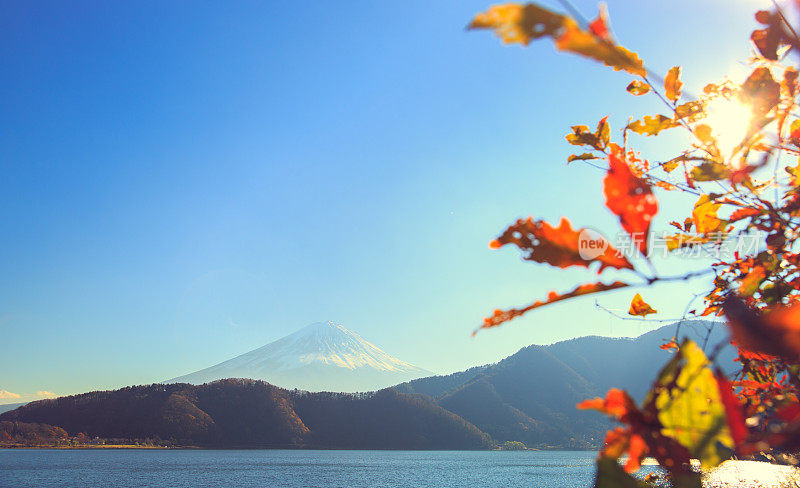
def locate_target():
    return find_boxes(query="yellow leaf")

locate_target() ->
[674,100,704,121]
[555,19,646,76]
[628,293,657,317]
[664,66,682,103]
[661,157,681,173]
[567,153,598,163]
[661,155,696,173]
[692,194,726,234]
[627,114,676,136]
[664,233,708,251]
[786,159,800,187]
[469,3,646,76]
[694,124,715,145]
[565,117,609,151]
[626,80,650,96]
[467,4,566,45]
[649,340,734,468]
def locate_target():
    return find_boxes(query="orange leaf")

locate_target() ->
[476,281,628,333]
[729,207,762,222]
[601,427,630,459]
[598,428,649,473]
[581,388,695,476]
[628,293,657,317]
[739,265,766,296]
[577,388,636,420]
[624,434,648,472]
[489,217,633,272]
[664,66,682,103]
[603,154,658,255]
[723,296,800,363]
[626,80,650,96]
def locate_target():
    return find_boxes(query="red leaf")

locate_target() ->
[489,217,633,272]
[729,207,763,222]
[624,434,648,472]
[477,281,628,333]
[660,338,679,350]
[577,388,636,421]
[580,388,694,475]
[714,369,748,448]
[588,5,610,39]
[723,296,800,362]
[603,154,658,255]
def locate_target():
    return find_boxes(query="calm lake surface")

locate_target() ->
[0,449,597,488]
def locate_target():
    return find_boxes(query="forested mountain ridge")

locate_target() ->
[395,320,736,448]
[0,379,491,449]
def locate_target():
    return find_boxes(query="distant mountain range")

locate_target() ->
[0,402,26,415]
[1,320,737,449]
[395,320,736,448]
[165,321,431,392]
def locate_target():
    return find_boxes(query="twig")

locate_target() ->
[595,300,699,323]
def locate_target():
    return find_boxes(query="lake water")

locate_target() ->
[0,449,597,487]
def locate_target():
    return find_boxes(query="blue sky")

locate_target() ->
[0,0,767,403]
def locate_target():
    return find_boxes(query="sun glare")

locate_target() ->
[702,97,753,158]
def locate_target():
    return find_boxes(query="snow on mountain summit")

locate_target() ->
[165,321,431,392]
[267,321,425,372]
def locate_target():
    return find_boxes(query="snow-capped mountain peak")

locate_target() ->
[165,321,431,392]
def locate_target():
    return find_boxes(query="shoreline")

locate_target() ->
[1,445,589,451]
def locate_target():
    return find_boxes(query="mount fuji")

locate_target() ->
[165,321,432,392]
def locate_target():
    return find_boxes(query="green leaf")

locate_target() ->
[647,340,734,469]
[593,457,652,488]
[691,161,730,182]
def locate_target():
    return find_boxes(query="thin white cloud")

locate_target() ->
[36,390,56,398]
[0,390,21,399]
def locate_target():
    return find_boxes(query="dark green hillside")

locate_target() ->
[397,321,735,448]
[293,389,492,449]
[0,379,492,450]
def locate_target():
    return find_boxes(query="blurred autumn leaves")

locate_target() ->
[469,1,800,486]
[468,3,645,76]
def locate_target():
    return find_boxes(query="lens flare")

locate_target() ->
[702,98,752,158]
